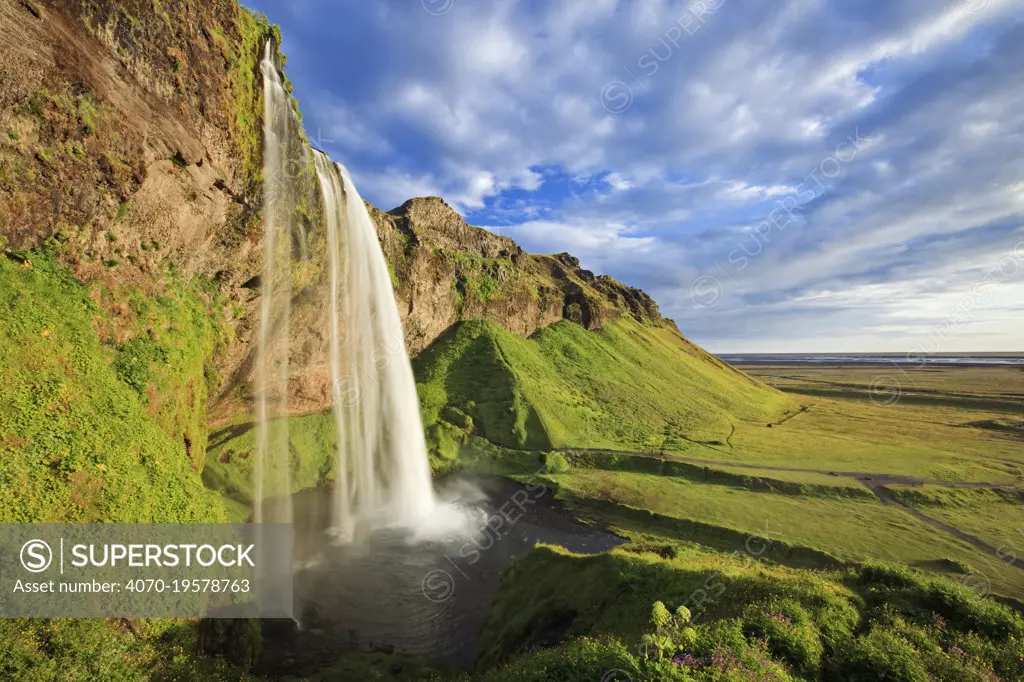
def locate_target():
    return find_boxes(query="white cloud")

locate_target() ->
[603,172,633,191]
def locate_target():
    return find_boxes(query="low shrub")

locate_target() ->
[826,626,929,681]
[544,451,571,474]
[741,598,823,678]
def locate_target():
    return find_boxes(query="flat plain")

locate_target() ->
[540,361,1024,602]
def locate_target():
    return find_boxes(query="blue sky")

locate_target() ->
[244,0,1024,353]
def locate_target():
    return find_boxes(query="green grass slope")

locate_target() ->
[476,545,1024,682]
[203,413,339,521]
[414,317,793,458]
[0,247,225,522]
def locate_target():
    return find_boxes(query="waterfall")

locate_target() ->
[257,41,462,548]
[313,151,437,538]
[254,41,295,526]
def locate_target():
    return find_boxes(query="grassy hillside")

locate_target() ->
[203,412,338,521]
[414,318,793,459]
[548,468,1024,600]
[201,315,795,514]
[475,545,1024,681]
[0,247,226,522]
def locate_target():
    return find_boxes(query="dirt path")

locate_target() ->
[771,405,811,426]
[870,484,1024,574]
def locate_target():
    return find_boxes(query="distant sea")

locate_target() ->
[717,354,1023,367]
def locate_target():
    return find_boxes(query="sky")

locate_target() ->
[243,0,1024,353]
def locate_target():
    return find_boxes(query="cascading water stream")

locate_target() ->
[313,151,352,540]
[257,41,467,558]
[313,151,438,538]
[254,41,295,526]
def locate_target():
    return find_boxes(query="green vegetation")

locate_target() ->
[442,252,512,304]
[203,413,338,521]
[417,358,1024,678]
[544,451,571,473]
[666,381,1024,485]
[414,318,791,457]
[474,546,1024,681]
[0,618,255,681]
[77,93,99,135]
[889,484,1024,562]
[0,248,225,522]
[565,450,873,499]
[283,652,454,681]
[2,1,1021,679]
[546,468,1024,598]
[230,10,283,196]
[105,269,230,470]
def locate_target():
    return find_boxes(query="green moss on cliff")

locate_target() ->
[229,8,281,197]
[203,413,338,520]
[0,248,225,522]
[443,252,515,304]
[104,271,230,470]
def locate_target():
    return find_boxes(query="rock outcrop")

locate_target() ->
[371,196,674,355]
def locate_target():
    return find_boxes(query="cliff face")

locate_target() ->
[0,0,282,411]
[2,0,260,257]
[371,196,674,355]
[0,0,291,506]
[0,0,335,421]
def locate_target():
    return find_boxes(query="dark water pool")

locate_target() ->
[257,475,622,676]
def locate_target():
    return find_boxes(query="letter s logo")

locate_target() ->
[21,539,53,573]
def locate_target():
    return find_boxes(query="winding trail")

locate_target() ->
[870,484,1017,569]
[771,405,811,426]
